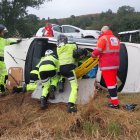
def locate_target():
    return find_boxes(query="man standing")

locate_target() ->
[43,22,53,37]
[0,24,21,96]
[91,26,120,109]
[57,34,87,113]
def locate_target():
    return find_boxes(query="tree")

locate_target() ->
[0,0,51,36]
[117,6,135,15]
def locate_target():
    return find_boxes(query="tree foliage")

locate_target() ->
[0,0,51,37]
[1,4,140,40]
[117,5,135,15]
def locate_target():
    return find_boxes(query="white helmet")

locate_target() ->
[45,50,53,55]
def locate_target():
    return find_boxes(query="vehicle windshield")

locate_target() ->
[53,25,62,32]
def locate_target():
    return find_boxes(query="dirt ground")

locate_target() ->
[0,91,140,140]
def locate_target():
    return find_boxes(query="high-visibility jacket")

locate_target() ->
[57,43,77,66]
[39,54,58,72]
[0,37,17,58]
[92,30,120,70]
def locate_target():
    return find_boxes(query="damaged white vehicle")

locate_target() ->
[4,36,140,104]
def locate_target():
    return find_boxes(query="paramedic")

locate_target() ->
[91,26,120,109]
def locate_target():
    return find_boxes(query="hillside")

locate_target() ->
[0,91,140,140]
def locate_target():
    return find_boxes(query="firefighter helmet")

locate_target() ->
[0,24,8,33]
[57,34,68,46]
[45,50,53,55]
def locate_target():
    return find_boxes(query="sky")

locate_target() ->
[28,0,140,19]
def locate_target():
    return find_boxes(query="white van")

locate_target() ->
[4,37,140,103]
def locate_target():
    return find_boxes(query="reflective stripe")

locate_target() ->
[95,47,102,51]
[101,66,119,70]
[102,50,119,53]
[35,80,40,83]
[111,97,118,100]
[41,78,49,83]
[30,80,35,83]
[68,77,75,81]
[107,85,116,89]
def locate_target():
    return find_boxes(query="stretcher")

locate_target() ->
[75,57,99,79]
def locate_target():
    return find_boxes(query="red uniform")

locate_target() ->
[92,30,120,106]
[43,24,53,37]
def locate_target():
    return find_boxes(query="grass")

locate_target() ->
[0,91,139,140]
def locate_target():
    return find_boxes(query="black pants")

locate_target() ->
[60,64,76,79]
[39,70,56,80]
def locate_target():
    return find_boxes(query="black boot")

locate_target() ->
[67,102,77,113]
[40,96,47,109]
[0,84,5,92]
[108,104,120,109]
[12,86,23,93]
[0,85,6,97]
[48,85,56,100]
[22,84,27,93]
[58,79,65,93]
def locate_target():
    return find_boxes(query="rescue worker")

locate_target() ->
[39,49,59,109]
[91,26,120,109]
[13,50,61,102]
[0,24,21,96]
[57,34,87,113]
[43,22,53,37]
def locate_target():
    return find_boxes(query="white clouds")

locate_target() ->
[28,0,140,19]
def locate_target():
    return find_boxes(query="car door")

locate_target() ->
[52,25,62,38]
[61,25,82,38]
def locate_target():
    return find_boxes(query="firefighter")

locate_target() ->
[13,50,61,103]
[57,34,87,113]
[0,24,21,96]
[38,49,59,109]
[91,26,120,109]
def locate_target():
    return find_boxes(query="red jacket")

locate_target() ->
[92,30,120,70]
[44,24,53,37]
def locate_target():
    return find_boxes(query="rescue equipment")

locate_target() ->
[75,57,99,79]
